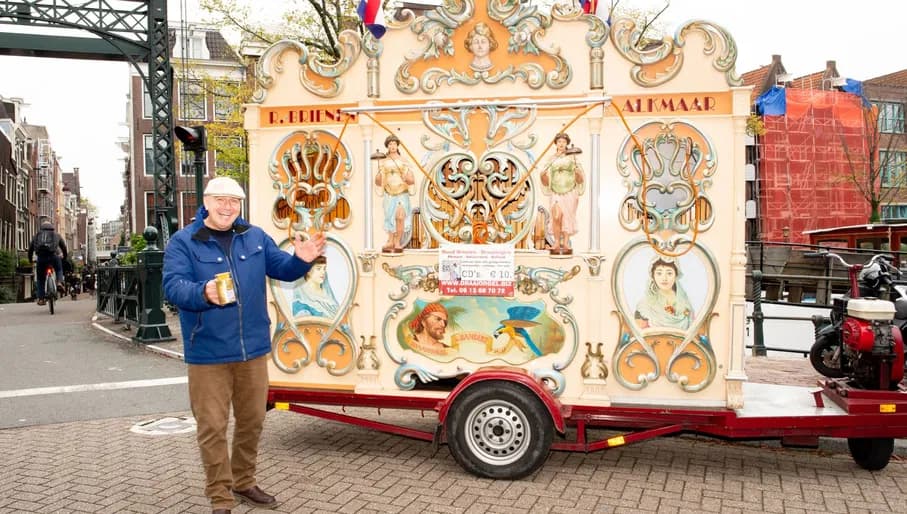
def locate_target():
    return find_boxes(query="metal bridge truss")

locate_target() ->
[0,0,178,239]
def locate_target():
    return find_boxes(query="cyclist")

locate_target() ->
[28,221,68,306]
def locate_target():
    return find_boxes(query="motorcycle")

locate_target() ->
[808,251,905,390]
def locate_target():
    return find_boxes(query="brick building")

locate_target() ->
[124,24,245,234]
[742,57,873,244]
[863,70,907,220]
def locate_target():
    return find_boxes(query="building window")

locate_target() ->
[143,134,155,176]
[180,150,208,176]
[876,101,905,134]
[180,191,198,227]
[145,191,156,230]
[214,83,237,121]
[880,150,907,187]
[179,81,206,120]
[882,204,907,220]
[142,81,153,119]
[214,136,243,174]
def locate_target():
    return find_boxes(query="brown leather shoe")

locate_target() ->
[233,485,278,509]
[211,510,231,514]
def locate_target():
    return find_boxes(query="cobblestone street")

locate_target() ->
[2,403,906,514]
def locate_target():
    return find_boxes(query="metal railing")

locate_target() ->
[745,240,905,356]
[96,265,138,323]
[95,227,174,343]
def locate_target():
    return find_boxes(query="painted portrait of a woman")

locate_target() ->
[634,257,695,330]
[292,255,339,319]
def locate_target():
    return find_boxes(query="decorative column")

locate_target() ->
[356,118,381,392]
[726,88,751,408]
[580,113,609,405]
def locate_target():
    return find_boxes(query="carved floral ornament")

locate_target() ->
[248,1,742,103]
[616,120,716,254]
[268,130,353,233]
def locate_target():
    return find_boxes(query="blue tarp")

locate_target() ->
[841,78,871,107]
[755,86,786,115]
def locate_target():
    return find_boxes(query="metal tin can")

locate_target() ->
[214,272,236,304]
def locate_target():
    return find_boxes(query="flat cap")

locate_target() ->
[203,177,246,199]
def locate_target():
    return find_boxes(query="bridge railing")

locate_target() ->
[746,240,907,356]
[95,228,174,344]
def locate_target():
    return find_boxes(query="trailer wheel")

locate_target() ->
[809,334,845,378]
[446,381,553,479]
[847,437,894,471]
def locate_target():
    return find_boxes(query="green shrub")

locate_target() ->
[0,250,15,275]
[120,233,148,265]
[0,286,14,304]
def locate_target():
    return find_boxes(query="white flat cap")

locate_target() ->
[204,176,246,199]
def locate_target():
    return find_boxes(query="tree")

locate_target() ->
[838,100,907,223]
[200,0,364,62]
[120,233,148,266]
[182,1,364,185]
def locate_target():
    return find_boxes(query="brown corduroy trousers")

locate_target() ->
[188,355,269,509]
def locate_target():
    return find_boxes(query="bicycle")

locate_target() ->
[43,265,58,315]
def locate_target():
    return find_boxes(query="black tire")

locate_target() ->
[48,294,54,315]
[810,334,844,378]
[847,437,894,471]
[445,381,553,479]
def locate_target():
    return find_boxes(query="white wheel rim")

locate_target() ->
[464,399,531,466]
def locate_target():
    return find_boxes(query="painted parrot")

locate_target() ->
[492,306,543,356]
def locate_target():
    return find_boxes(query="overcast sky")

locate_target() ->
[1,0,903,224]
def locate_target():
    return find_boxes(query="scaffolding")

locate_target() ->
[760,89,870,243]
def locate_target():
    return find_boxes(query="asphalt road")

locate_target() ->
[0,296,189,429]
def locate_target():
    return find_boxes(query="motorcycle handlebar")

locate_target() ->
[805,250,898,270]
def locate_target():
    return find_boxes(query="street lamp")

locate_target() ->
[174,125,207,209]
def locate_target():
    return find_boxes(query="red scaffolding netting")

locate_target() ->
[759,88,871,243]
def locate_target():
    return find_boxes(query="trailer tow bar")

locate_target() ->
[551,422,685,452]
[275,402,436,442]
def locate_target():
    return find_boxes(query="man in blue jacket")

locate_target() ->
[163,177,325,514]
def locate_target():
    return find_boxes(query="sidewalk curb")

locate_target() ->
[90,313,185,362]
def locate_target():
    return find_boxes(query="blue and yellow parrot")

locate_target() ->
[492,306,543,356]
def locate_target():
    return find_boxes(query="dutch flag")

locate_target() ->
[580,0,610,22]
[357,0,386,39]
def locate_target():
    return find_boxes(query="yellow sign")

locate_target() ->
[607,435,626,447]
[261,106,356,127]
[880,404,896,413]
[274,402,290,411]
[611,92,732,115]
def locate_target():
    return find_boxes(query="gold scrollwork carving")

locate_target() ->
[610,17,742,88]
[252,33,362,102]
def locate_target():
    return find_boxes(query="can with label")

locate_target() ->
[214,272,236,304]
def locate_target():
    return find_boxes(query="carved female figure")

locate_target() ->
[539,132,585,254]
[464,21,498,71]
[374,135,416,252]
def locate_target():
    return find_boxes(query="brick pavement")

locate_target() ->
[1,312,903,513]
[1,405,906,514]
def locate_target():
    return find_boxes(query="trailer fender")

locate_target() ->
[437,367,567,433]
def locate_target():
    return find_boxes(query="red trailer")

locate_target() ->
[270,369,907,479]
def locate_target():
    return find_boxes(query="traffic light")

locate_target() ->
[174,125,207,152]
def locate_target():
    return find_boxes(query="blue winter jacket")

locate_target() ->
[163,207,311,364]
